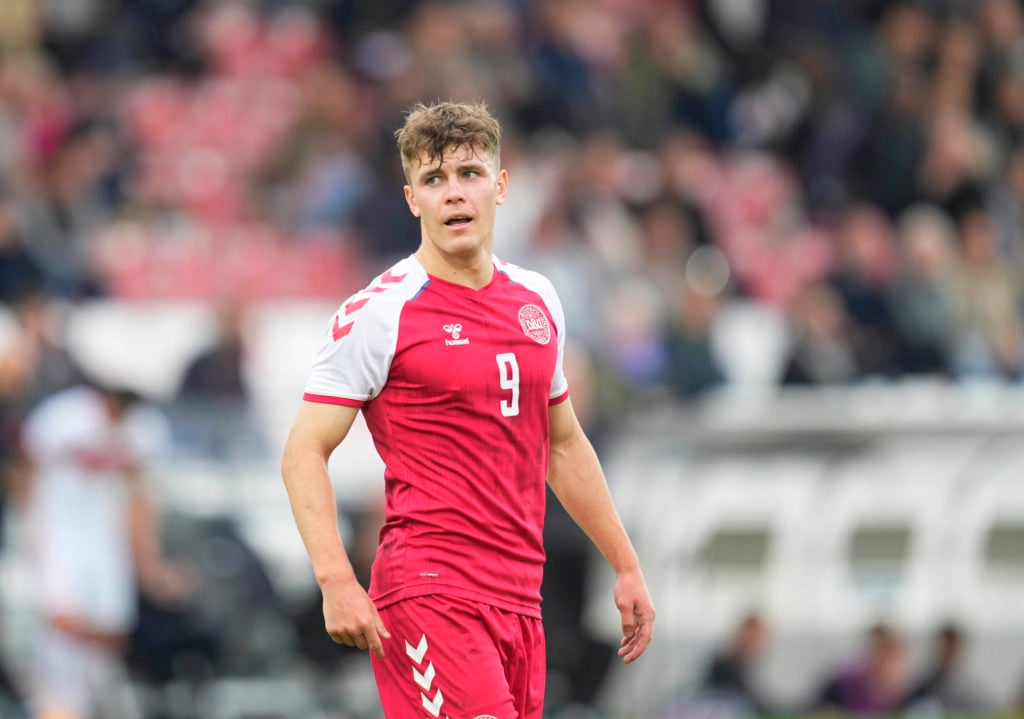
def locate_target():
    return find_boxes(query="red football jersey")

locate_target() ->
[304,254,569,617]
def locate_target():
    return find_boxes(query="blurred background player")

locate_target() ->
[19,380,193,719]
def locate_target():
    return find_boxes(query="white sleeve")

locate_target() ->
[540,281,569,400]
[303,295,400,404]
[505,265,569,401]
[20,390,91,461]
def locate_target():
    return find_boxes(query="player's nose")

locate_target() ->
[444,176,466,202]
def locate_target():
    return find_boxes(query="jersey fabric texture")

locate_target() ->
[372,594,545,719]
[304,254,569,617]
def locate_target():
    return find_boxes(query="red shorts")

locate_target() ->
[371,594,545,719]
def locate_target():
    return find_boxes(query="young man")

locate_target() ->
[281,100,655,718]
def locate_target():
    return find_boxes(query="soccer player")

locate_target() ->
[20,381,191,719]
[281,100,655,719]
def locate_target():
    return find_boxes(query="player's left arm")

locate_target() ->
[546,398,655,663]
[128,473,195,604]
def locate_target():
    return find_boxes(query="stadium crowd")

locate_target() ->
[3,0,1024,398]
[2,0,1024,717]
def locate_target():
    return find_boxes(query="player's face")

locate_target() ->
[404,144,508,264]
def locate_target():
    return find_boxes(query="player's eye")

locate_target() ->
[424,175,441,185]
[462,170,479,179]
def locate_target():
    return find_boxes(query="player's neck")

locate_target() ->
[415,246,495,289]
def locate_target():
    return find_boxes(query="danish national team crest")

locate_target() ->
[518,304,551,345]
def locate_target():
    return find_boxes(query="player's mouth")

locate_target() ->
[444,215,473,227]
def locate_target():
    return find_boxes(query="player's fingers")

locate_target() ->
[366,605,393,658]
[366,627,387,659]
[620,615,654,664]
[619,605,637,640]
[624,634,653,663]
[376,613,392,640]
[617,628,640,656]
[329,630,355,646]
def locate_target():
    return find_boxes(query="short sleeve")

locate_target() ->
[303,295,401,406]
[20,388,95,461]
[542,283,569,403]
[499,262,569,403]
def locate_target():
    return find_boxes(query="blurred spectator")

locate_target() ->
[986,144,1024,271]
[694,611,773,716]
[0,291,86,550]
[177,298,248,404]
[17,109,117,299]
[174,297,264,458]
[917,110,995,222]
[810,622,912,716]
[847,3,933,216]
[19,381,193,719]
[905,622,990,715]
[0,190,44,304]
[601,277,667,391]
[0,290,81,452]
[977,0,1024,141]
[269,62,372,234]
[781,281,859,385]
[931,20,982,118]
[611,4,733,148]
[664,271,726,399]
[828,204,901,378]
[951,208,1024,379]
[888,204,959,376]
[524,0,614,135]
[637,197,699,292]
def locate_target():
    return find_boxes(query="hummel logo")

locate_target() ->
[422,689,445,717]
[443,323,469,346]
[405,634,450,718]
[413,661,435,691]
[406,635,428,664]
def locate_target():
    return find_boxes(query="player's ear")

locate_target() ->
[404,185,420,217]
[495,169,509,206]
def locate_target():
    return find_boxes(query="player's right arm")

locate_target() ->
[281,400,391,658]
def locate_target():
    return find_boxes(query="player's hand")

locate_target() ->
[139,559,198,607]
[322,576,391,659]
[614,567,655,664]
